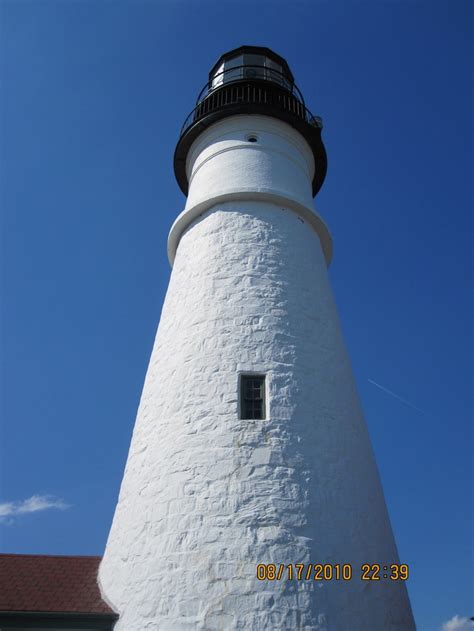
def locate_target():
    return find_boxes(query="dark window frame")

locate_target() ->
[239,374,266,420]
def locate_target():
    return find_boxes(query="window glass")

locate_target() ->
[240,375,266,420]
[243,54,265,80]
[211,62,225,89]
[265,58,283,86]
[224,55,244,83]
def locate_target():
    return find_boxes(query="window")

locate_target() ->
[265,57,284,86]
[243,53,265,80]
[211,62,224,89]
[223,55,244,83]
[240,375,266,420]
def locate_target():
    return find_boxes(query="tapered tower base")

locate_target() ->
[99,200,415,630]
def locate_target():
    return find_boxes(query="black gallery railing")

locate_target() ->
[179,66,323,138]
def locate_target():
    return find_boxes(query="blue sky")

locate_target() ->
[0,1,472,630]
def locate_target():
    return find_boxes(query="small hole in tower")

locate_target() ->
[247,134,258,143]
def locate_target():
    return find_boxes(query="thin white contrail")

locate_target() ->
[368,378,427,415]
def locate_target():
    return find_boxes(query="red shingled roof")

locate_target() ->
[0,553,116,615]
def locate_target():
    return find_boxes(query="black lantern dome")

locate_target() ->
[174,46,327,197]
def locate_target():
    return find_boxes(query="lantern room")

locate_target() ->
[208,46,294,92]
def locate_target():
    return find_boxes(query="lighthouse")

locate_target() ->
[99,46,416,630]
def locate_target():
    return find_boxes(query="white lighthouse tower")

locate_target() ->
[99,46,416,630]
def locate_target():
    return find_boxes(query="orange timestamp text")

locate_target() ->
[256,563,409,581]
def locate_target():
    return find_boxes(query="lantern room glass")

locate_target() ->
[210,54,292,91]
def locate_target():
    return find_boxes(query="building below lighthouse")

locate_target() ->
[99,46,416,630]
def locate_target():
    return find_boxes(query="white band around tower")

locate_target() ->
[167,115,333,266]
